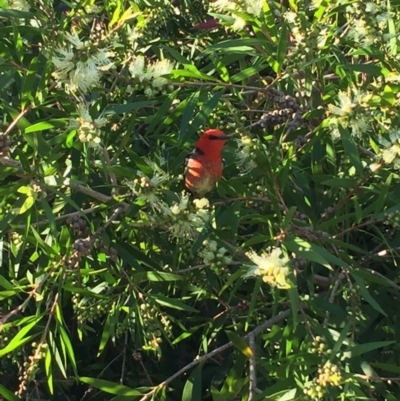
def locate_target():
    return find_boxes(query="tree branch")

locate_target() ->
[138,309,291,401]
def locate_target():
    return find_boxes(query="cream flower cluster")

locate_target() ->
[124,167,169,211]
[7,0,30,11]
[199,239,232,269]
[68,104,107,148]
[347,1,391,46]
[167,193,210,240]
[328,88,371,138]
[244,247,292,289]
[236,135,258,173]
[128,56,174,97]
[210,0,264,30]
[52,32,114,93]
[378,130,400,169]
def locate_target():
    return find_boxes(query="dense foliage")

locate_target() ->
[1,0,400,400]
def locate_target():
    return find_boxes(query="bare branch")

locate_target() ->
[138,309,291,401]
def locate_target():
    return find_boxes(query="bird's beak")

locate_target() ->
[217,134,235,140]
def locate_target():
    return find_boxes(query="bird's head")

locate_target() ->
[195,129,233,156]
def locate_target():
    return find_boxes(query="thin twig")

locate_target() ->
[0,155,129,207]
[16,206,101,229]
[248,333,261,400]
[93,205,126,237]
[169,79,278,93]
[137,309,291,401]
[357,145,376,158]
[221,89,260,98]
[323,271,345,327]
[120,331,128,384]
[0,157,24,169]
[333,218,380,238]
[102,147,119,195]
[179,261,242,274]
[320,163,384,222]
[355,374,400,382]
[363,268,400,291]
[69,183,114,204]
[0,270,53,327]
[0,291,35,327]
[3,105,35,136]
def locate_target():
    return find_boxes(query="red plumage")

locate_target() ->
[184,129,231,197]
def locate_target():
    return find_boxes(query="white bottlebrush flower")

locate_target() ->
[244,247,292,289]
[199,239,231,267]
[349,115,370,137]
[169,218,197,239]
[67,104,107,148]
[376,12,390,25]
[65,32,85,49]
[362,34,376,47]
[7,0,30,11]
[129,56,174,89]
[150,59,175,77]
[144,87,154,98]
[231,16,247,31]
[52,32,114,93]
[236,135,257,173]
[168,193,210,240]
[210,0,263,31]
[212,0,236,11]
[129,56,146,81]
[336,90,355,115]
[365,2,378,13]
[381,146,399,164]
[244,0,263,16]
[193,197,210,210]
[284,11,297,24]
[125,171,167,211]
[349,19,369,44]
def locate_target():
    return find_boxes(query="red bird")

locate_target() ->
[184,129,232,198]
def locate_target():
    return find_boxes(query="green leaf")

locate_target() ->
[340,127,364,176]
[179,91,200,143]
[24,121,64,134]
[109,101,157,114]
[0,290,20,300]
[152,294,198,312]
[350,273,386,315]
[276,22,288,73]
[182,364,202,401]
[107,166,137,178]
[58,324,78,376]
[203,38,264,54]
[0,316,42,357]
[284,238,349,269]
[190,90,224,139]
[230,64,269,83]
[129,271,183,282]
[0,8,33,18]
[172,65,220,82]
[341,63,382,75]
[0,275,14,290]
[321,177,358,188]
[347,341,395,358]
[330,320,352,359]
[19,194,35,214]
[0,384,20,401]
[45,346,53,394]
[98,310,115,356]
[79,378,142,396]
[225,330,253,358]
[369,362,400,374]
